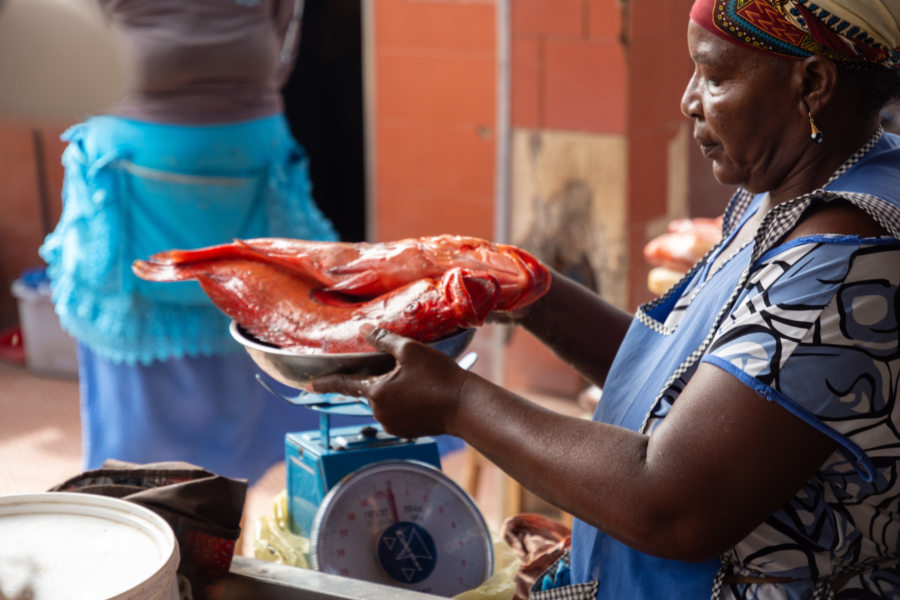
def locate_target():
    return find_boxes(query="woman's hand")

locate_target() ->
[308,324,473,439]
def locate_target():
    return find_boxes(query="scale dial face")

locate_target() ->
[310,460,493,596]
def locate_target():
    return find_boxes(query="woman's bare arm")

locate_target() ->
[503,269,634,387]
[312,328,836,562]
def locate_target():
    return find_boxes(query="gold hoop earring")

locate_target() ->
[808,112,824,144]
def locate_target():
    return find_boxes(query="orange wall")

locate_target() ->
[510,0,697,308]
[368,0,632,243]
[371,0,498,241]
[626,0,696,307]
[511,0,625,134]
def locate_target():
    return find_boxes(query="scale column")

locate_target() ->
[319,412,331,449]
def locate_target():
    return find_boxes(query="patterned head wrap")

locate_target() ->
[690,0,900,70]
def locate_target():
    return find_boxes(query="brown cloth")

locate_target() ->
[51,459,247,600]
[501,514,572,600]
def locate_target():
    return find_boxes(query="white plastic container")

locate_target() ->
[11,278,78,376]
[0,492,180,600]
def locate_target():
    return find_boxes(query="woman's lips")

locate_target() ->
[697,139,720,158]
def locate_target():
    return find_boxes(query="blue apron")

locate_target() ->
[567,201,763,599]
[40,114,338,364]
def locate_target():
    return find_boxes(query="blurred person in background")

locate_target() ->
[38,0,362,485]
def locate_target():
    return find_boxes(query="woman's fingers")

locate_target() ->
[310,325,465,438]
[309,325,410,397]
[308,372,370,398]
[362,324,409,357]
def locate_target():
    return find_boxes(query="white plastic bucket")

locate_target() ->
[0,492,180,600]
[10,278,78,376]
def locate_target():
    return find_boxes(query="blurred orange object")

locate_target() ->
[644,216,723,295]
[643,216,723,272]
[647,266,687,296]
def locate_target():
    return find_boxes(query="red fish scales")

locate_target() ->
[133,257,500,353]
[148,235,551,313]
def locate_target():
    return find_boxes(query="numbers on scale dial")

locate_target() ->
[310,460,493,597]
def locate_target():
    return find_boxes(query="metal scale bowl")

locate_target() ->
[230,323,494,597]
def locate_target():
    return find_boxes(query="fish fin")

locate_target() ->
[232,239,292,265]
[324,271,388,298]
[147,242,245,265]
[131,259,194,282]
[237,239,337,287]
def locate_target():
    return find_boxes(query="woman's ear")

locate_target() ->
[797,55,839,116]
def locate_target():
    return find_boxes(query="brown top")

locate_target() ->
[99,0,301,124]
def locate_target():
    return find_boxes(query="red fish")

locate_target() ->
[132,257,500,353]
[147,234,550,313]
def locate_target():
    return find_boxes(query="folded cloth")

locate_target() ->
[50,459,247,600]
[501,514,572,600]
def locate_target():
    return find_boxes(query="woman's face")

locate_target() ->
[681,21,807,194]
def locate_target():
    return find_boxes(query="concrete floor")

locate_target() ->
[0,360,511,557]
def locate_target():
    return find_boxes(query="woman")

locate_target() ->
[311,1,900,598]
[38,0,369,483]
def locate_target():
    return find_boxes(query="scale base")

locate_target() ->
[285,425,441,539]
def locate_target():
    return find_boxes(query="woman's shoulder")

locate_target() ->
[785,199,894,241]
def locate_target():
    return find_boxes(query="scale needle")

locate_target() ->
[386,480,399,523]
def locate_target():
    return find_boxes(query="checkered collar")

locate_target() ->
[721,127,899,263]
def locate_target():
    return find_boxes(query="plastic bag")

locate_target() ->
[453,535,519,600]
[253,490,310,569]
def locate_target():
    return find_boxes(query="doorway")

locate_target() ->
[283,0,366,242]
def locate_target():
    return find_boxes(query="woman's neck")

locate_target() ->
[768,115,881,206]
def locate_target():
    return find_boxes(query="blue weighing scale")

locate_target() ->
[277,393,441,539]
[254,365,494,597]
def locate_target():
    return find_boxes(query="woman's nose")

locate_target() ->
[680,74,702,119]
